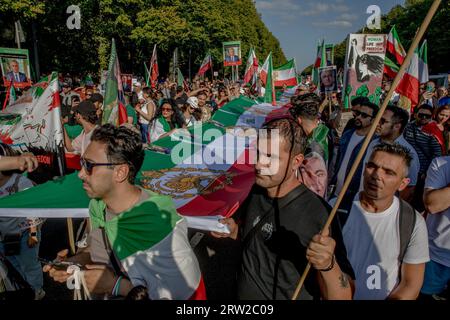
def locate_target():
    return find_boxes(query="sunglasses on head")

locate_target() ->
[418,113,432,119]
[354,110,373,119]
[80,158,125,175]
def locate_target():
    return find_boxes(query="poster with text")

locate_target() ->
[343,34,387,109]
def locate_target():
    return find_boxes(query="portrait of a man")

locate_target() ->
[225,47,240,63]
[5,59,28,83]
[319,66,337,93]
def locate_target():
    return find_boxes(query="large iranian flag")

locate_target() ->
[273,59,298,87]
[0,97,284,218]
[149,44,159,88]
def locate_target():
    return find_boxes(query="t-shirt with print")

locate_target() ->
[424,156,450,267]
[0,174,34,241]
[237,184,354,300]
[338,195,429,300]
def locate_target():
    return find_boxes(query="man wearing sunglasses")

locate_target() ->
[45,125,203,299]
[331,100,379,208]
[358,106,420,203]
[404,104,442,211]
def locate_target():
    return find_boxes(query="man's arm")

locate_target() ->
[0,153,38,172]
[424,186,450,214]
[307,227,353,300]
[63,125,75,152]
[387,263,425,300]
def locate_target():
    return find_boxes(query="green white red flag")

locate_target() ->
[396,47,420,107]
[273,59,298,87]
[387,25,406,65]
[102,38,127,125]
[260,53,276,106]
[243,47,258,84]
[197,53,212,76]
[418,40,429,84]
[149,44,159,88]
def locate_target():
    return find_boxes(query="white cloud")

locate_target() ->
[255,0,300,12]
[312,20,353,27]
[339,13,357,21]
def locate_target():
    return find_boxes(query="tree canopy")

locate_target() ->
[0,0,286,80]
[303,0,449,75]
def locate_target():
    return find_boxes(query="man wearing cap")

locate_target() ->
[61,83,80,110]
[183,97,200,127]
[63,100,98,155]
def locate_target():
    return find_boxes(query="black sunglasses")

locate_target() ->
[354,110,373,119]
[417,113,432,119]
[80,158,126,175]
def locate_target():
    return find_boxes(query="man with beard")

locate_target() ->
[331,100,378,208]
[44,125,204,299]
[212,118,354,300]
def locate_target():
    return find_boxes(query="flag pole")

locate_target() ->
[67,218,76,255]
[291,0,442,300]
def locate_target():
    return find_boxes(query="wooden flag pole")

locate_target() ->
[291,0,442,300]
[67,218,76,255]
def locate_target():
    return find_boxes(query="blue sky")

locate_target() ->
[254,0,405,71]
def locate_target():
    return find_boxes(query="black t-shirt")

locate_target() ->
[236,184,354,300]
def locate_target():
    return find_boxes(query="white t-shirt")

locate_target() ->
[424,156,450,267]
[71,126,97,155]
[339,195,429,300]
[335,132,365,195]
[359,135,421,190]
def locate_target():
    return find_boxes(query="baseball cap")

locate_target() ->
[187,97,199,109]
[73,100,97,117]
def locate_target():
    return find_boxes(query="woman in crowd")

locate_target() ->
[422,104,450,154]
[149,99,184,142]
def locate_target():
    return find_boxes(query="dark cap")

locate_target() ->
[73,100,97,117]
[90,93,104,103]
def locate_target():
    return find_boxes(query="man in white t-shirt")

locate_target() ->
[63,100,98,155]
[335,143,429,299]
[421,156,450,299]
[359,105,420,203]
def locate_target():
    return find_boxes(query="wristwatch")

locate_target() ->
[30,232,37,237]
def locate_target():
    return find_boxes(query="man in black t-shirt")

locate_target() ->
[213,118,354,300]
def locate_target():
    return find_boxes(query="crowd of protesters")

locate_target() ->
[0,69,449,301]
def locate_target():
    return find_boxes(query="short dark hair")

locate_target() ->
[371,142,412,175]
[91,124,144,184]
[289,93,321,121]
[415,104,433,114]
[351,96,370,107]
[142,87,152,96]
[360,100,379,117]
[261,118,307,157]
[386,105,409,132]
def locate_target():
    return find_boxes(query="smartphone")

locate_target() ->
[39,258,82,270]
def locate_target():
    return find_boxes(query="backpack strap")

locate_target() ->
[398,199,416,264]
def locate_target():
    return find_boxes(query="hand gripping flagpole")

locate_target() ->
[291,0,442,300]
